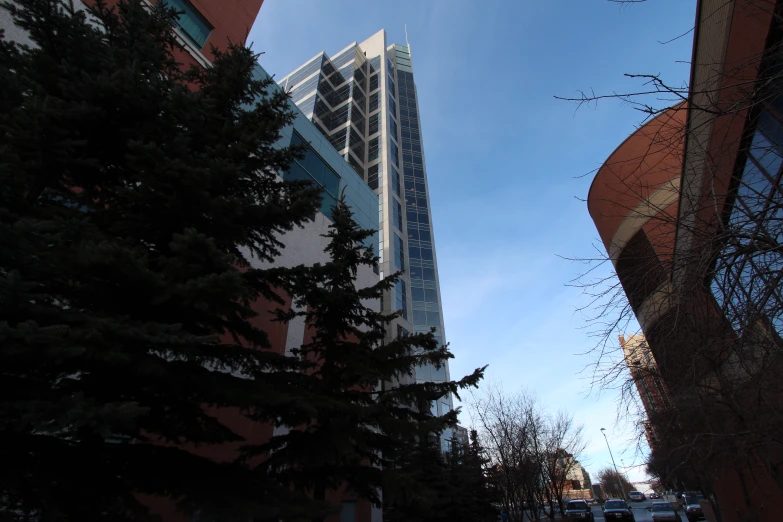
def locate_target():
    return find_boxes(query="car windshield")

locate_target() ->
[653,503,675,512]
[604,501,626,509]
[566,502,586,510]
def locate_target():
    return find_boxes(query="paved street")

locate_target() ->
[590,498,687,521]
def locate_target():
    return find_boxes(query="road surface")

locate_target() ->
[590,498,687,521]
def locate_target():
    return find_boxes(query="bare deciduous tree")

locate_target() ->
[596,467,634,499]
[468,384,587,522]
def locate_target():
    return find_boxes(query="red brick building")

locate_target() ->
[588,0,783,520]
[67,2,382,521]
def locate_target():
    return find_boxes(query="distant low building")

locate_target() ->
[619,334,672,448]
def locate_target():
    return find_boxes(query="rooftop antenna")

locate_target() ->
[405,24,410,51]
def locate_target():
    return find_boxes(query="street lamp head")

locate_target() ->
[600,427,606,432]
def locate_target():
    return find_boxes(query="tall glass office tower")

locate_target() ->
[279,30,454,425]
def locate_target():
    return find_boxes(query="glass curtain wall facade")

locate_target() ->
[279,30,454,422]
[710,49,783,337]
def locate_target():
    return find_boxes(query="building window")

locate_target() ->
[390,139,399,167]
[286,132,341,219]
[389,117,399,141]
[391,166,401,197]
[388,94,397,117]
[395,280,408,319]
[367,163,380,190]
[161,0,213,49]
[370,74,379,92]
[368,137,380,162]
[340,502,357,522]
[394,233,405,271]
[387,74,396,97]
[369,113,380,136]
[369,92,380,112]
[393,199,403,231]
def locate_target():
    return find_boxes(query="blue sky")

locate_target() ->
[250,0,696,483]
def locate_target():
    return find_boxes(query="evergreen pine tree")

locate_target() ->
[0,0,323,519]
[382,432,451,522]
[257,198,486,519]
[464,430,499,522]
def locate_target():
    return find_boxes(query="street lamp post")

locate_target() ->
[600,428,626,500]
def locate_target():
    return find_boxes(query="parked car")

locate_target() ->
[682,493,706,522]
[564,500,594,521]
[629,491,645,501]
[602,499,635,521]
[650,502,679,521]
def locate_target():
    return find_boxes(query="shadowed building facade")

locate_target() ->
[1,2,384,521]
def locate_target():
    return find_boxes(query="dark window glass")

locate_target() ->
[369,92,380,112]
[340,502,357,522]
[367,164,380,190]
[162,0,213,48]
[369,56,381,72]
[387,75,396,97]
[328,127,348,152]
[329,102,350,130]
[616,229,667,312]
[420,248,433,261]
[426,311,440,327]
[368,137,380,162]
[411,287,425,302]
[347,153,363,178]
[410,265,423,279]
[388,94,397,117]
[390,140,399,167]
[419,229,431,242]
[349,126,365,161]
[285,131,341,220]
[393,199,403,230]
[395,280,407,319]
[350,105,365,134]
[390,117,399,141]
[387,57,394,74]
[425,289,438,303]
[330,83,352,107]
[370,74,379,91]
[352,76,367,104]
[422,267,436,281]
[392,167,401,197]
[394,233,405,271]
[369,113,380,135]
[353,65,367,91]
[413,309,427,324]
